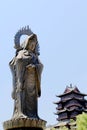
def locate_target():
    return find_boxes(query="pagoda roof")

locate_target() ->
[55,96,86,104]
[56,103,83,110]
[57,85,87,97]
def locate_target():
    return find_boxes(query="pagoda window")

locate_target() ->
[70,111,78,118]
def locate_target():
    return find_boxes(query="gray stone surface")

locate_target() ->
[3,27,46,130]
[9,33,43,119]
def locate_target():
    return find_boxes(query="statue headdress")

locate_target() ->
[14,26,40,55]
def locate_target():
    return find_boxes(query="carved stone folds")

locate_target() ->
[3,27,46,130]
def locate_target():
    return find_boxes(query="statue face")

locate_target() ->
[28,39,36,51]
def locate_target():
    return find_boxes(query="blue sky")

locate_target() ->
[1,0,87,129]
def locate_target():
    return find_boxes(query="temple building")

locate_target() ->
[54,84,87,128]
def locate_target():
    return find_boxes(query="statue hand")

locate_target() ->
[26,64,35,68]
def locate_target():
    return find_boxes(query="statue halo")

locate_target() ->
[14,26,33,49]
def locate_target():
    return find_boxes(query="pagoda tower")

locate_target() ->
[54,84,87,127]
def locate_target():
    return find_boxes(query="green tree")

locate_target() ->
[76,112,87,130]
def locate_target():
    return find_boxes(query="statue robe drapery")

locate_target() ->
[9,35,43,119]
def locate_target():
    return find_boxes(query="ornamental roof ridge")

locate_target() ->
[64,84,80,93]
[56,84,87,97]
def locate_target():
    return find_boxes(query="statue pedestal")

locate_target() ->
[3,118,46,130]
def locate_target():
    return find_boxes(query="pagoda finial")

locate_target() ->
[70,83,72,88]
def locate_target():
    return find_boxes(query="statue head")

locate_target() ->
[24,34,37,52]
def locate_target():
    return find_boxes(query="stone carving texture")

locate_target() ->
[3,118,46,130]
[9,26,43,119]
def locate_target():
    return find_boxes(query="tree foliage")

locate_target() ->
[76,112,87,130]
[58,126,68,130]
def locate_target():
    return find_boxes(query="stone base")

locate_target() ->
[5,127,43,130]
[3,118,46,130]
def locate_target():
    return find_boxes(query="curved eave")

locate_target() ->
[54,97,85,104]
[84,109,87,112]
[53,101,60,104]
[57,109,68,114]
[57,108,85,114]
[64,103,83,108]
[57,91,87,97]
